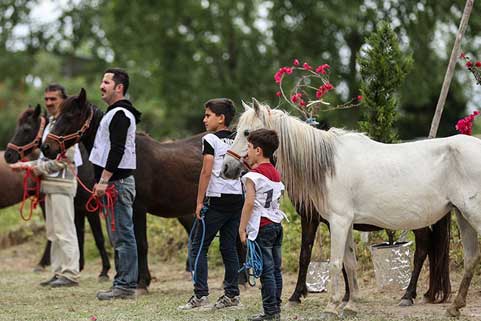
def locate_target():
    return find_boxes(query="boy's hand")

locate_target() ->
[239,229,247,245]
[9,162,29,171]
[195,203,204,220]
[30,165,41,176]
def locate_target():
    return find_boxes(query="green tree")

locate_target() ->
[358,21,413,143]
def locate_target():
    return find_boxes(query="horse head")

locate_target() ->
[5,104,46,163]
[41,88,95,159]
[222,97,272,179]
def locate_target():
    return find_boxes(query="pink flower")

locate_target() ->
[357,95,363,101]
[315,83,334,99]
[315,64,330,74]
[455,110,480,135]
[276,91,281,97]
[90,316,97,321]
[460,52,466,59]
[291,94,298,103]
[466,61,473,68]
[476,61,481,68]
[299,100,306,107]
[293,59,300,66]
[303,62,312,71]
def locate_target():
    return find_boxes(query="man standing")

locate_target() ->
[12,84,81,287]
[92,68,141,300]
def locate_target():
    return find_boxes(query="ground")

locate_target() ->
[1,236,481,321]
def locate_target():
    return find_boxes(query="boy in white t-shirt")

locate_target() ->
[239,129,285,321]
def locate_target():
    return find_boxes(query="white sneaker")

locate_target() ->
[178,295,209,310]
[213,294,241,309]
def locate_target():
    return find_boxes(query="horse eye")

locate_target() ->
[244,130,249,137]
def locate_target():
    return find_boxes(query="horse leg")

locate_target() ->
[84,207,111,280]
[324,215,351,317]
[341,229,359,317]
[399,227,430,306]
[133,202,150,294]
[74,205,86,272]
[446,211,480,317]
[176,215,194,272]
[288,210,320,304]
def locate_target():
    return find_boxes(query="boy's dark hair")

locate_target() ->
[204,98,236,126]
[44,84,67,99]
[247,129,279,159]
[104,68,130,95]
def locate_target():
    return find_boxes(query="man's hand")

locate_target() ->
[195,202,204,220]
[30,166,41,176]
[9,162,29,171]
[93,183,107,197]
[239,229,247,245]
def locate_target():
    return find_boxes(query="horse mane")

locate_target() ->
[254,103,341,214]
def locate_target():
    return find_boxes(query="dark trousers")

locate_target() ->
[257,223,283,315]
[190,204,241,297]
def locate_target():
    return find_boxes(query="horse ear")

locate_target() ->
[33,104,41,118]
[77,88,87,106]
[241,100,251,112]
[252,97,261,116]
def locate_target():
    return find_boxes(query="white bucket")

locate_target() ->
[369,241,412,290]
[306,261,330,293]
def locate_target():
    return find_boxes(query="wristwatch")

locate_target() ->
[99,178,109,185]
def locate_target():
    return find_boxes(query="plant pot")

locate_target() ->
[306,261,330,293]
[369,241,412,290]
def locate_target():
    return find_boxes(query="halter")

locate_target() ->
[46,107,94,154]
[7,116,47,160]
[226,149,251,170]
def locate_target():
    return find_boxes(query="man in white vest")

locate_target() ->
[92,68,141,300]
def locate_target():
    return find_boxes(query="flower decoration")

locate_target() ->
[459,52,481,85]
[455,110,480,135]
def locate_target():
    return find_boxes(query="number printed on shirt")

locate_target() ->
[264,189,273,208]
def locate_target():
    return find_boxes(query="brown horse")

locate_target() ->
[41,89,450,305]
[4,105,111,277]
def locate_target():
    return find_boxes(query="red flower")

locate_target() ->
[276,91,281,97]
[476,61,481,68]
[293,59,300,66]
[466,61,473,68]
[315,64,330,74]
[357,95,363,101]
[299,100,306,107]
[303,62,312,71]
[460,52,466,59]
[455,110,480,135]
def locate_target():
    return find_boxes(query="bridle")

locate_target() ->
[46,107,94,154]
[226,149,251,170]
[7,116,47,160]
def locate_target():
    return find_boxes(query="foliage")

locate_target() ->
[358,21,413,143]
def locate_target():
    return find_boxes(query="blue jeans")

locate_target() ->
[105,175,138,290]
[257,223,283,316]
[190,204,241,297]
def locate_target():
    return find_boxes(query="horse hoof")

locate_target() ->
[446,306,461,318]
[32,265,46,273]
[135,288,149,296]
[399,299,414,307]
[421,296,434,304]
[98,274,109,282]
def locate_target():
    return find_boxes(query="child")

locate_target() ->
[178,98,244,310]
[239,129,285,321]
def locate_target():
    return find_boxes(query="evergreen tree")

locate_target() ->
[358,21,413,143]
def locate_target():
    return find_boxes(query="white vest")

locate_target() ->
[202,133,242,197]
[89,107,136,169]
[39,118,83,178]
[241,172,286,240]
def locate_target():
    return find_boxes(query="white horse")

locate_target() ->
[222,98,481,318]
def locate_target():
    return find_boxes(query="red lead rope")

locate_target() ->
[59,154,119,231]
[20,166,42,221]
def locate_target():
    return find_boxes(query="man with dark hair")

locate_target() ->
[11,84,82,287]
[93,68,142,300]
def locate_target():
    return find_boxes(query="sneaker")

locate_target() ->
[96,287,135,300]
[177,295,209,310]
[213,294,240,309]
[40,275,57,287]
[248,314,281,321]
[50,276,79,288]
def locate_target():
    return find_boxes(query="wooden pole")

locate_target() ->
[428,0,474,138]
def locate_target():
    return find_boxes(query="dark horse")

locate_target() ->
[38,89,215,291]
[5,105,110,277]
[40,89,450,304]
[5,104,198,288]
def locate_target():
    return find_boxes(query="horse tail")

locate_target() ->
[425,213,451,303]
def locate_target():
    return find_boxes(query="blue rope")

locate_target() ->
[188,206,207,284]
[239,239,263,286]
